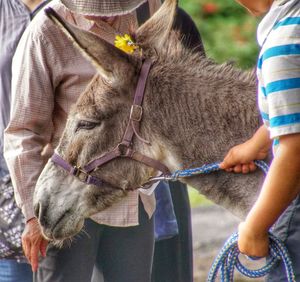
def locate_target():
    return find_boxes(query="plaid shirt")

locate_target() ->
[4,0,160,226]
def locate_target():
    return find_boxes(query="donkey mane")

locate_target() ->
[141,31,256,88]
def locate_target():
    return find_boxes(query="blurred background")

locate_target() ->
[178,1,265,281]
[180,0,259,69]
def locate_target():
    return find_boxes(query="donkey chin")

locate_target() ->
[34,161,94,243]
[42,213,85,246]
[34,160,128,243]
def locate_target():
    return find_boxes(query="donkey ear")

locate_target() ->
[45,8,134,83]
[135,0,177,50]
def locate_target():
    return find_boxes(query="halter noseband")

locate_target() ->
[51,59,170,190]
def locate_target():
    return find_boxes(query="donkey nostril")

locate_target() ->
[34,203,40,218]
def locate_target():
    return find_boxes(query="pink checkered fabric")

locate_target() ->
[5,0,160,226]
[60,0,147,16]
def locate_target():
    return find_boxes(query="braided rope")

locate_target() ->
[207,232,296,282]
[169,160,268,180]
[148,160,269,183]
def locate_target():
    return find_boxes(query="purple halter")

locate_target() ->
[51,59,170,191]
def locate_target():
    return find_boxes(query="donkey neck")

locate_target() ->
[142,56,261,218]
[145,56,259,169]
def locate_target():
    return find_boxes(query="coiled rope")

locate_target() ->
[206,232,295,282]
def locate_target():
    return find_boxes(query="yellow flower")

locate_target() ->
[114,34,139,54]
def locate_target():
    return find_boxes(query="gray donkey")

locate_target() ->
[34,0,265,241]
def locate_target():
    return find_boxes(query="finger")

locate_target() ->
[233,164,242,173]
[22,237,31,262]
[23,245,31,263]
[249,162,257,172]
[220,161,235,171]
[220,161,233,171]
[220,153,234,169]
[242,164,249,174]
[40,239,48,257]
[219,161,227,170]
[30,241,41,272]
[225,168,233,172]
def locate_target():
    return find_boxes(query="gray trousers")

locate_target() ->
[266,195,300,281]
[34,202,154,282]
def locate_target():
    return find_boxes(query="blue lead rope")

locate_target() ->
[148,160,269,182]
[170,160,269,180]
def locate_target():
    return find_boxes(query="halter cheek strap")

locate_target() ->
[51,59,170,191]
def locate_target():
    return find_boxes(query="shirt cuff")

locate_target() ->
[21,198,36,222]
[270,124,300,139]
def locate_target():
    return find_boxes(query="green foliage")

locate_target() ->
[179,0,260,69]
[188,187,212,207]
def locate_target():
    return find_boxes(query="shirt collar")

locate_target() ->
[257,0,298,46]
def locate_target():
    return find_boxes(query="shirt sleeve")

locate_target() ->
[4,25,56,221]
[260,23,300,139]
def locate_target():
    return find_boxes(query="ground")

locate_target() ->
[192,205,265,282]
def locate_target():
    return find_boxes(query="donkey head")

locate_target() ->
[34,0,179,241]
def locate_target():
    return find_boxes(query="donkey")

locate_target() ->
[34,0,265,241]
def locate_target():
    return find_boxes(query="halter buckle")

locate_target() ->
[73,166,90,183]
[130,105,143,121]
[117,143,134,157]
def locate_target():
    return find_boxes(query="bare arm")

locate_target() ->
[238,133,300,256]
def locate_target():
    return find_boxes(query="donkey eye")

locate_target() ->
[76,120,100,132]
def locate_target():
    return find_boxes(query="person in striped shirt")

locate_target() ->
[221,0,300,280]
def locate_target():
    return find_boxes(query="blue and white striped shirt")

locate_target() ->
[257,0,300,150]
